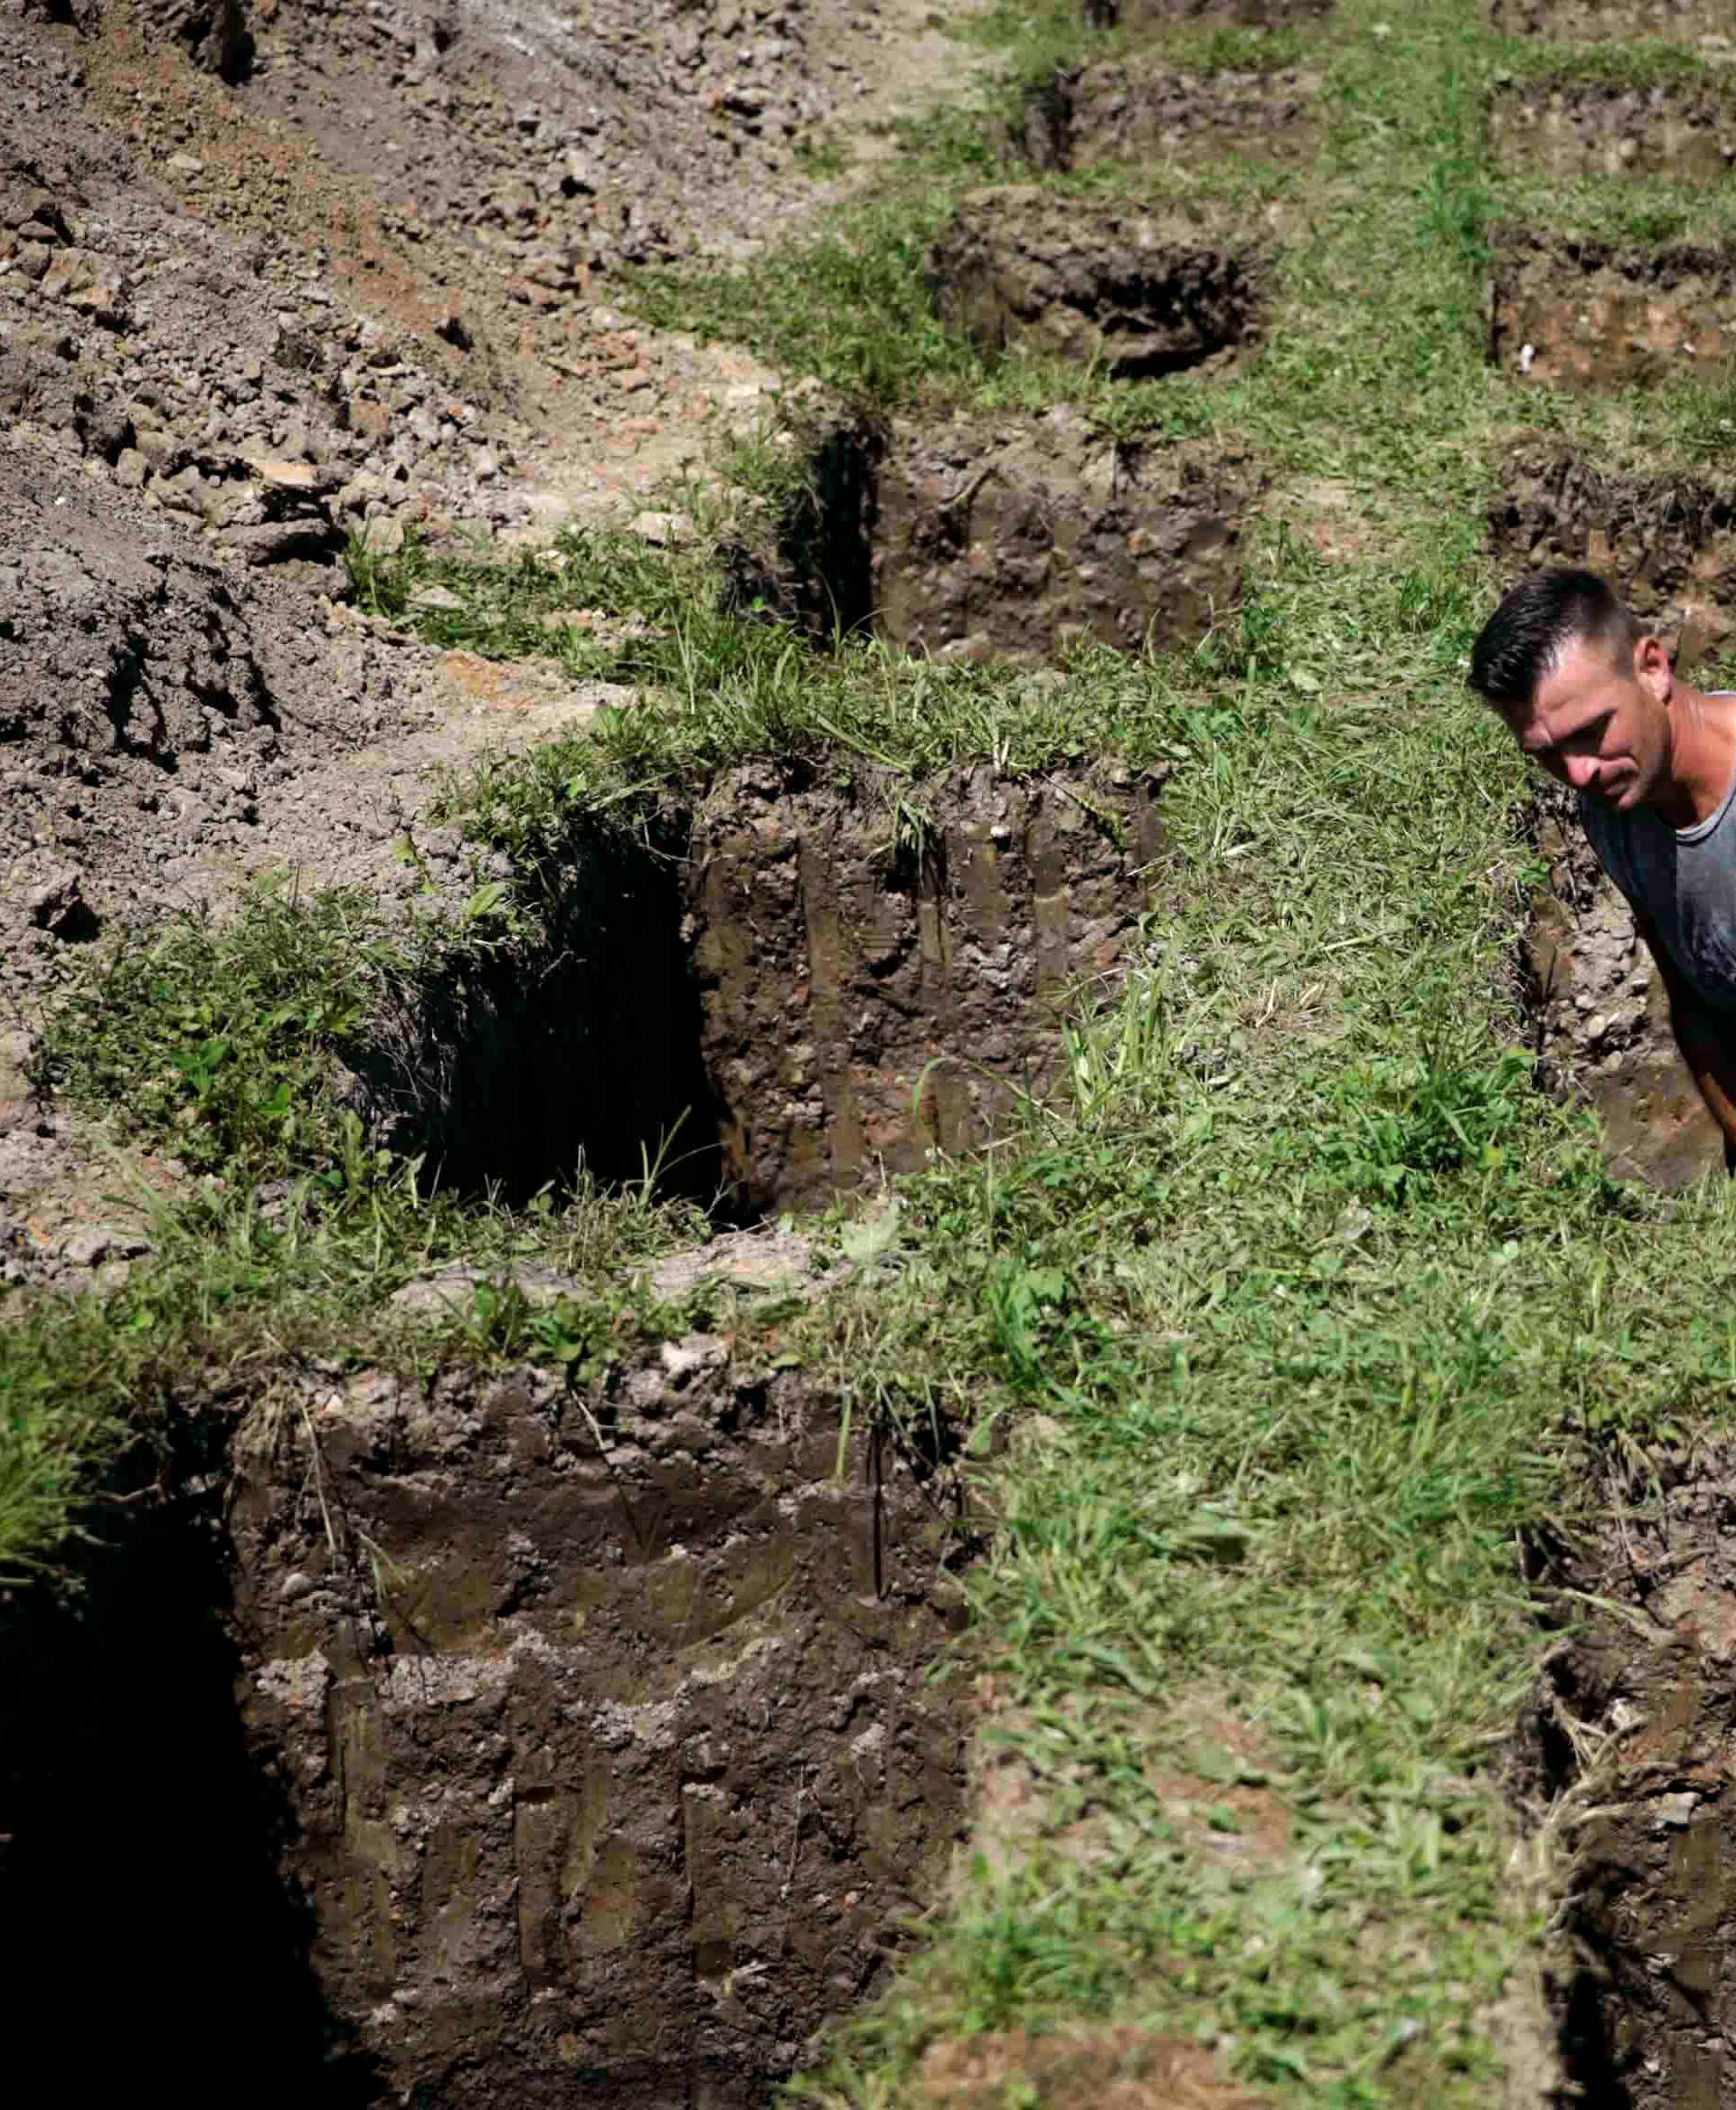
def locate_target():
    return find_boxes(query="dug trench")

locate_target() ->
[1514,1464,1736,2110]
[0,748,1164,2105]
[731,408,1261,663]
[1504,498,1736,2100]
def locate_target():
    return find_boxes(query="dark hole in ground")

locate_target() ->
[928,188,1268,383]
[1490,77,1736,183]
[0,1417,383,2110]
[731,409,1261,665]
[353,756,1166,1216]
[352,808,730,1211]
[1015,60,1320,173]
[1490,230,1736,391]
[1512,1464,1736,2107]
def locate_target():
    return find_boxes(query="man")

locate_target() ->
[1468,568,1736,1157]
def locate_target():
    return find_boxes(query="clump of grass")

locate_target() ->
[37,883,401,1183]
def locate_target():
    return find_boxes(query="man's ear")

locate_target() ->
[1636,632,1673,699]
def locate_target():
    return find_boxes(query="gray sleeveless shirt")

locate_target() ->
[1580,715,1736,1016]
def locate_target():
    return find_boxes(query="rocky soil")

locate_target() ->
[1516,1457,1736,2106]
[1489,443,1736,654]
[1520,781,1722,1189]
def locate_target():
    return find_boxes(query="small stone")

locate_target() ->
[39,249,95,302]
[409,584,465,612]
[166,153,205,176]
[628,509,691,547]
[114,447,148,488]
[25,863,85,933]
[244,456,320,490]
[656,1333,730,1386]
[1656,1791,1700,1831]
[60,1225,149,1268]
[360,515,405,556]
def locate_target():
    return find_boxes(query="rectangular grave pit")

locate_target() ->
[1490,231,1736,390]
[1491,74,1736,180]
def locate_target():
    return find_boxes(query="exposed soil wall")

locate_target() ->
[685,757,1165,1212]
[873,413,1258,662]
[1086,0,1333,25]
[0,1346,971,2107]
[1490,232,1736,392]
[1516,1461,1736,2107]
[1489,443,1736,652]
[1015,62,1319,173]
[1491,77,1736,182]
[353,754,1165,1216]
[928,188,1268,383]
[737,410,1260,665]
[1490,0,1734,41]
[1519,781,1722,1188]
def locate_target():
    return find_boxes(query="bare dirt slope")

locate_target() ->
[0,0,995,1273]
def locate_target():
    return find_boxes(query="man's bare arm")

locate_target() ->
[1633,907,1736,1150]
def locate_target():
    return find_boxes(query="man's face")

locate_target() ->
[1503,631,1673,812]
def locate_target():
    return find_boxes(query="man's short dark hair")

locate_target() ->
[1467,569,1639,711]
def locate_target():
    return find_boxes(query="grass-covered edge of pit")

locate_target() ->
[18,0,1736,2099]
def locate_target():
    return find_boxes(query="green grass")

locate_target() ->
[13,0,1736,2096]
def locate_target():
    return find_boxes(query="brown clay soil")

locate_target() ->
[928,187,1270,382]
[1515,1457,1736,2107]
[1491,75,1736,182]
[1491,0,1736,43]
[685,757,1165,1208]
[0,1344,974,2106]
[1489,231,1736,392]
[870,413,1260,658]
[1015,59,1320,173]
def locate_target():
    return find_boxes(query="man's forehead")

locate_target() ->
[1535,632,1626,700]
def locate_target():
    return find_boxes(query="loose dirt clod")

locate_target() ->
[927,189,1269,382]
[1491,76,1736,181]
[1490,231,1736,391]
[1015,61,1320,173]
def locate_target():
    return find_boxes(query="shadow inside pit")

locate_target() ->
[0,1428,382,2109]
[357,811,731,1211]
[722,415,882,644]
